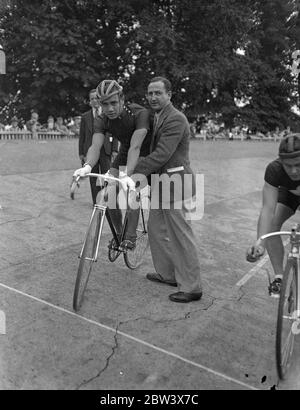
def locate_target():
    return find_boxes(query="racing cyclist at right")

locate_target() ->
[247,133,300,297]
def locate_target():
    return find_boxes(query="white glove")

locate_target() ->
[120,175,136,192]
[73,164,92,178]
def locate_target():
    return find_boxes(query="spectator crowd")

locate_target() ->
[0,109,296,143]
[0,110,81,137]
[189,118,294,142]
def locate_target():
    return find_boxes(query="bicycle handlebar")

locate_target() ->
[247,228,300,263]
[70,172,135,200]
[257,230,300,247]
[86,173,123,184]
[259,231,295,242]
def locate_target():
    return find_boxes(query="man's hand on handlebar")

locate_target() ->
[73,164,92,178]
[246,241,265,262]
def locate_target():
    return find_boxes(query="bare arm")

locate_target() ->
[126,128,147,176]
[257,182,278,244]
[85,132,105,168]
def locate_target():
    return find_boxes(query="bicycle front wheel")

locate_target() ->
[124,206,149,270]
[73,208,105,312]
[276,258,298,380]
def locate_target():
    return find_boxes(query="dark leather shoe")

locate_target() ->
[169,291,202,303]
[146,273,177,287]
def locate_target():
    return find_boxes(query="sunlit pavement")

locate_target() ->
[0,139,299,390]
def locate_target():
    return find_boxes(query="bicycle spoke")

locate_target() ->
[276,260,297,380]
[124,205,149,270]
[281,329,294,367]
[73,209,104,311]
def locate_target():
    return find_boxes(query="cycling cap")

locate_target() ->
[96,79,123,102]
[279,133,300,159]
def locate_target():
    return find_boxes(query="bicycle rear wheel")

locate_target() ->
[73,208,105,312]
[124,206,149,270]
[276,259,298,380]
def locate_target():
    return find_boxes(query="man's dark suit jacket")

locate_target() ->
[134,103,195,204]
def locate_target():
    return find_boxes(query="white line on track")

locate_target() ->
[0,281,258,390]
[235,254,270,288]
[235,239,289,288]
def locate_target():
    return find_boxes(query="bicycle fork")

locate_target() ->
[79,204,106,262]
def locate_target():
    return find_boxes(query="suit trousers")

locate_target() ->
[148,205,202,294]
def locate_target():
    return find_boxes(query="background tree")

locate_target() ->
[0,0,140,121]
[238,0,299,132]
[0,0,299,132]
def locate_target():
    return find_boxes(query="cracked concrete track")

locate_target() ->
[0,139,299,390]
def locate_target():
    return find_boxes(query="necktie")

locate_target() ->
[153,114,158,135]
[150,115,159,152]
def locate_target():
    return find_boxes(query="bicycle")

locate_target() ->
[70,173,150,312]
[256,225,300,380]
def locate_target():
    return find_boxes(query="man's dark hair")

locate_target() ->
[149,76,172,92]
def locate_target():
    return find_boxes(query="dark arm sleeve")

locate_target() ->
[93,116,106,134]
[135,108,150,130]
[264,161,281,188]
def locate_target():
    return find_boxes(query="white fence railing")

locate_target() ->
[194,132,282,142]
[0,130,77,140]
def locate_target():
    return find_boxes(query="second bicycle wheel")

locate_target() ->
[124,206,149,270]
[73,208,104,312]
[276,259,298,380]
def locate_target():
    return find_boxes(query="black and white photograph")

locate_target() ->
[0,0,300,392]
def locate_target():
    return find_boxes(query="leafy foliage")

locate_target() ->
[0,0,299,131]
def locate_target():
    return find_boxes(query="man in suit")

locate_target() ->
[133,76,203,303]
[79,89,119,204]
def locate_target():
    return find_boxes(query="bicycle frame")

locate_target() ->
[259,226,300,319]
[72,172,149,311]
[75,172,145,261]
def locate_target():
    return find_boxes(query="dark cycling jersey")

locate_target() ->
[94,103,152,170]
[265,159,300,191]
[265,158,300,212]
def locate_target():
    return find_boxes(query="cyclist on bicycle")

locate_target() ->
[247,133,300,297]
[74,79,152,249]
